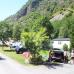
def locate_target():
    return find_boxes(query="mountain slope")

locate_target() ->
[5,0,74,23]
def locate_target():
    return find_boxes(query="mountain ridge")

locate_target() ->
[5,0,74,23]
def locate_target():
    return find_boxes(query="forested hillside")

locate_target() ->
[6,0,74,22]
[0,0,74,49]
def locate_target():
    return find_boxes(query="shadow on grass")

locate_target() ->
[3,49,15,52]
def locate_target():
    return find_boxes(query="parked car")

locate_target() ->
[16,47,28,54]
[10,41,25,53]
[10,41,22,48]
[49,48,64,63]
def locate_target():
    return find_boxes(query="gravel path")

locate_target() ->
[0,53,74,74]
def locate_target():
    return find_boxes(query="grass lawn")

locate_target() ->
[0,46,25,64]
[39,50,49,61]
[0,46,49,65]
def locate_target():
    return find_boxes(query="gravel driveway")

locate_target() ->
[0,53,74,74]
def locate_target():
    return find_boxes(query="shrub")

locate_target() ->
[63,44,68,51]
[30,55,43,65]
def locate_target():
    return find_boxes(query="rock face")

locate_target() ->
[6,0,43,21]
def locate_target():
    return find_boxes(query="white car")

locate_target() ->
[10,41,23,48]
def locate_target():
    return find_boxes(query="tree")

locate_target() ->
[70,25,74,49]
[12,22,22,40]
[63,44,68,51]
[0,21,12,40]
[23,12,43,32]
[21,27,49,58]
[59,26,68,38]
[41,16,54,39]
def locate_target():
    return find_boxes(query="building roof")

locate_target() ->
[53,38,70,41]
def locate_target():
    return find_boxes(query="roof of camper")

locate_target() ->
[53,38,70,41]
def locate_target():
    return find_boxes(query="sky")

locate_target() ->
[0,0,28,21]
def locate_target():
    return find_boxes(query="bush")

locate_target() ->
[63,44,68,51]
[30,55,43,65]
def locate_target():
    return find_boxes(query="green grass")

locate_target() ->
[39,50,49,61]
[0,47,49,65]
[39,50,49,55]
[0,46,25,64]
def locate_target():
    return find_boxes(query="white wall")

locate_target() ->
[52,41,70,49]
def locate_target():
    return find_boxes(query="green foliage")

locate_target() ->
[3,0,74,52]
[1,0,74,64]
[64,17,74,38]
[21,27,49,60]
[58,14,74,49]
[23,12,43,32]
[60,14,74,49]
[52,20,63,30]
[39,50,49,61]
[0,47,25,64]
[30,55,43,65]
[6,0,74,23]
[41,16,54,38]
[51,20,64,38]
[51,12,74,50]
[21,27,49,50]
[0,21,12,40]
[59,26,68,38]
[63,44,68,51]
[12,22,22,40]
[70,24,74,49]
